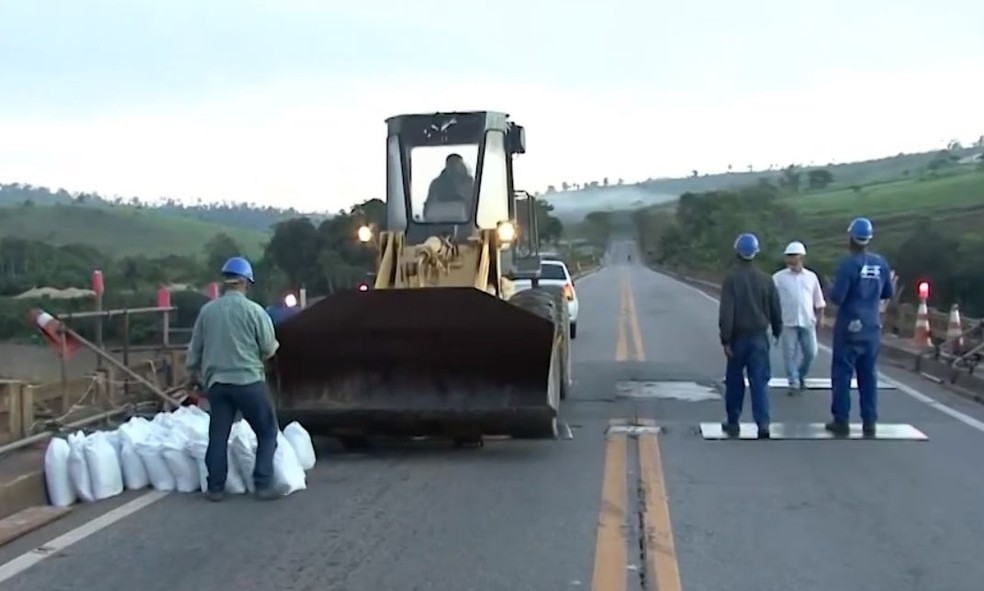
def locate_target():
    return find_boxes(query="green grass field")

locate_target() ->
[0,203,268,258]
[786,170,984,216]
[775,170,984,263]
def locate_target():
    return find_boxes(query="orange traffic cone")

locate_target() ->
[912,299,932,348]
[27,308,80,359]
[945,304,964,355]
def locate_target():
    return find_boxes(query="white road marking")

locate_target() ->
[0,490,169,584]
[667,272,984,434]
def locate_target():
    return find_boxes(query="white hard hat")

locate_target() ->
[784,241,807,256]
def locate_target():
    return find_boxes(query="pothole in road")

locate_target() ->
[615,380,721,401]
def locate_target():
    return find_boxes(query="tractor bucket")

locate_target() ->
[269,288,560,440]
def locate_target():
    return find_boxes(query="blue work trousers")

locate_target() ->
[830,335,880,423]
[780,325,818,387]
[724,332,772,426]
[205,381,279,493]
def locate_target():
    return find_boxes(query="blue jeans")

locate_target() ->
[206,381,279,492]
[830,334,880,424]
[724,332,772,426]
[780,325,818,387]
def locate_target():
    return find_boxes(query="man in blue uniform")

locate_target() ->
[719,233,783,439]
[265,294,301,326]
[825,217,894,436]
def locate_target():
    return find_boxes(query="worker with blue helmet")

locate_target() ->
[825,217,894,436]
[718,233,783,438]
[185,256,285,501]
[266,293,302,325]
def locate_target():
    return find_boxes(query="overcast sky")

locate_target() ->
[1,0,982,212]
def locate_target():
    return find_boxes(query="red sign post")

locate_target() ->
[91,270,104,296]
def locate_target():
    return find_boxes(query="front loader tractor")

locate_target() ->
[270,111,572,447]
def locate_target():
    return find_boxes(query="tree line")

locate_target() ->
[0,196,569,345]
[632,184,984,317]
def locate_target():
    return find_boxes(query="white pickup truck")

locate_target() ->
[512,259,580,339]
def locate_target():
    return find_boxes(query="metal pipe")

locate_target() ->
[65,326,180,409]
[61,306,176,320]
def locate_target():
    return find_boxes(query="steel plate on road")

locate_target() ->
[699,422,928,440]
[719,378,896,390]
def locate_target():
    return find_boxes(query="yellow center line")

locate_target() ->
[637,419,683,591]
[623,275,645,362]
[592,419,629,591]
[615,274,629,362]
[599,269,682,590]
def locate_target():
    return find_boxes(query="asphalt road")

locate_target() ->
[3,239,984,591]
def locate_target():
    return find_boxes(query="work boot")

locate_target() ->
[757,424,771,439]
[721,421,740,437]
[862,422,877,437]
[255,484,286,501]
[205,490,225,503]
[824,421,850,436]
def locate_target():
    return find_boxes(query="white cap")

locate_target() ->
[784,241,806,256]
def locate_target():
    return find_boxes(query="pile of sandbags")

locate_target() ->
[43,405,317,507]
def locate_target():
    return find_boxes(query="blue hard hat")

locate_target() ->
[220,256,254,283]
[847,217,874,244]
[734,233,760,260]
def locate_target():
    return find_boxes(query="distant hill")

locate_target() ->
[540,144,983,223]
[0,202,268,258]
[0,183,329,233]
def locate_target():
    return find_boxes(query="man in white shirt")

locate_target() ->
[772,241,826,396]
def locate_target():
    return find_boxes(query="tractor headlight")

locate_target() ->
[357,225,373,243]
[496,221,516,244]
[284,293,298,308]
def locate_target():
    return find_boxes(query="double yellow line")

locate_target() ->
[615,270,645,362]
[591,271,682,591]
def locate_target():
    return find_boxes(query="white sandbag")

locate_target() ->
[118,416,153,447]
[67,431,95,502]
[284,421,316,471]
[43,437,76,507]
[272,431,306,495]
[187,439,247,494]
[119,439,150,490]
[229,421,258,492]
[171,406,210,443]
[117,418,151,490]
[83,431,124,501]
[134,434,176,492]
[104,430,124,462]
[161,432,199,493]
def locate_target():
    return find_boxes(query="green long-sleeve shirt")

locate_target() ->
[185,290,279,390]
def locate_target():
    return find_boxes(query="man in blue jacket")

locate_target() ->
[718,233,784,439]
[825,217,894,436]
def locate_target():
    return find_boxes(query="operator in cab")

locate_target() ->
[825,217,893,437]
[718,233,783,439]
[423,153,474,221]
[185,256,284,502]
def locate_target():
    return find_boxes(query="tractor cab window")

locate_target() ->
[409,145,478,224]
